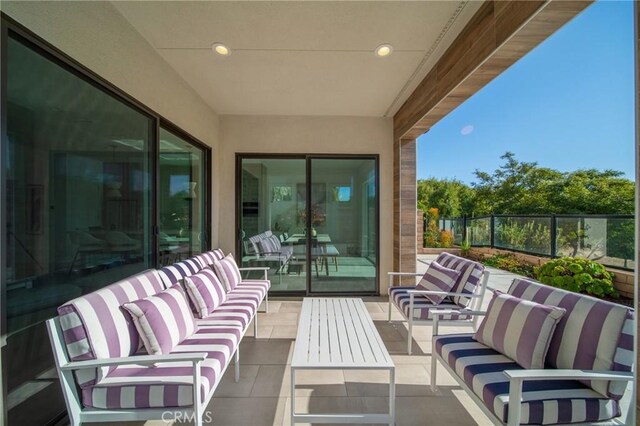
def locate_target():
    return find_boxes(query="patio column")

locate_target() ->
[393,138,417,285]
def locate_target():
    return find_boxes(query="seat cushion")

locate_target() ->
[81,325,242,409]
[57,269,166,388]
[184,269,227,319]
[416,261,461,305]
[435,253,484,307]
[435,334,620,425]
[230,280,270,301]
[196,296,258,330]
[474,291,566,369]
[123,285,196,355]
[389,286,473,321]
[508,279,633,398]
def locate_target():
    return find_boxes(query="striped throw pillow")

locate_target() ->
[213,248,225,260]
[474,291,566,369]
[184,269,227,318]
[123,285,196,355]
[213,254,242,291]
[416,261,461,305]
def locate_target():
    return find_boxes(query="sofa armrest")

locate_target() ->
[60,352,208,371]
[503,369,633,426]
[407,289,483,298]
[504,369,634,382]
[388,272,423,277]
[431,310,487,336]
[239,266,269,279]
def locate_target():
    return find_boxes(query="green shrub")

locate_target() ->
[534,257,617,298]
[481,253,535,278]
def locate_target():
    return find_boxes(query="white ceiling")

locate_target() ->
[113,1,482,117]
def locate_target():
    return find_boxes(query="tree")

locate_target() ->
[417,152,634,217]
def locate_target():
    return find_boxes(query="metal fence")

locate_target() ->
[430,214,635,271]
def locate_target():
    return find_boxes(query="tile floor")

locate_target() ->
[133,298,493,426]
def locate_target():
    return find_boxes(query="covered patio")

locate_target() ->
[0,1,637,425]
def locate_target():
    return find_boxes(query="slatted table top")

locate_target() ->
[292,298,394,369]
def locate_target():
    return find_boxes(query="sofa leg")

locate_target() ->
[388,296,392,323]
[265,292,269,313]
[235,348,240,383]
[407,318,413,355]
[430,347,438,392]
[254,314,258,339]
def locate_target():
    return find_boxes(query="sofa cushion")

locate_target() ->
[81,325,242,409]
[196,296,258,330]
[123,285,196,355]
[416,261,461,305]
[474,291,565,369]
[57,269,166,388]
[389,286,473,321]
[158,259,203,288]
[435,334,621,425]
[229,279,270,302]
[184,269,227,318]
[508,279,633,398]
[435,253,484,307]
[213,255,242,291]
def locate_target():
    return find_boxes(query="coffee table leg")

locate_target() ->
[389,367,395,425]
[291,367,296,424]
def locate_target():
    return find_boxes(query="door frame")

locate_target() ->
[235,153,380,296]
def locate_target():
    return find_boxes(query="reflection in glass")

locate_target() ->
[309,158,378,293]
[159,128,206,265]
[4,35,152,424]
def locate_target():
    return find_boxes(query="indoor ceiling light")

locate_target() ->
[375,44,393,58]
[212,42,231,56]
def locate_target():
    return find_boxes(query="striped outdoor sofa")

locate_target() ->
[388,252,490,354]
[46,261,269,425]
[431,278,634,425]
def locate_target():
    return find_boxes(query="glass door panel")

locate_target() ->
[239,158,306,292]
[159,128,206,265]
[309,158,378,293]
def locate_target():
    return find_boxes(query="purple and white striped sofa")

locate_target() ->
[388,252,490,354]
[431,278,634,425]
[46,252,270,425]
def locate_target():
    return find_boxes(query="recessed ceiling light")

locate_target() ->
[212,42,231,56]
[375,43,393,58]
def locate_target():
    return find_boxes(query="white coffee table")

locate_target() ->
[291,298,395,424]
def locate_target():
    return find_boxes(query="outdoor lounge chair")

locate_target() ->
[388,252,489,354]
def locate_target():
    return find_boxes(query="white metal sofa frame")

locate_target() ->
[387,269,490,355]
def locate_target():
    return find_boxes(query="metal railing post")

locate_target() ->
[490,215,495,248]
[550,214,557,258]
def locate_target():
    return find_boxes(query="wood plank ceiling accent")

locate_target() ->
[393,0,592,141]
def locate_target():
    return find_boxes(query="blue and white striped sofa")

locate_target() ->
[46,249,269,425]
[431,278,634,425]
[388,252,490,354]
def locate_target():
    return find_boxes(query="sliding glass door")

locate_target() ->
[309,158,378,293]
[237,155,378,295]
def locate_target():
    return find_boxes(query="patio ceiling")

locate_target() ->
[112,1,482,117]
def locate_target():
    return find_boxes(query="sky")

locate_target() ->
[417,0,635,184]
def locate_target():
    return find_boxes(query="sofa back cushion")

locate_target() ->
[158,258,203,288]
[57,269,165,387]
[474,290,566,369]
[184,269,227,318]
[213,254,243,291]
[123,285,196,355]
[435,252,484,307]
[508,278,633,398]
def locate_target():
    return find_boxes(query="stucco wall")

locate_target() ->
[2,0,221,243]
[219,115,394,294]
